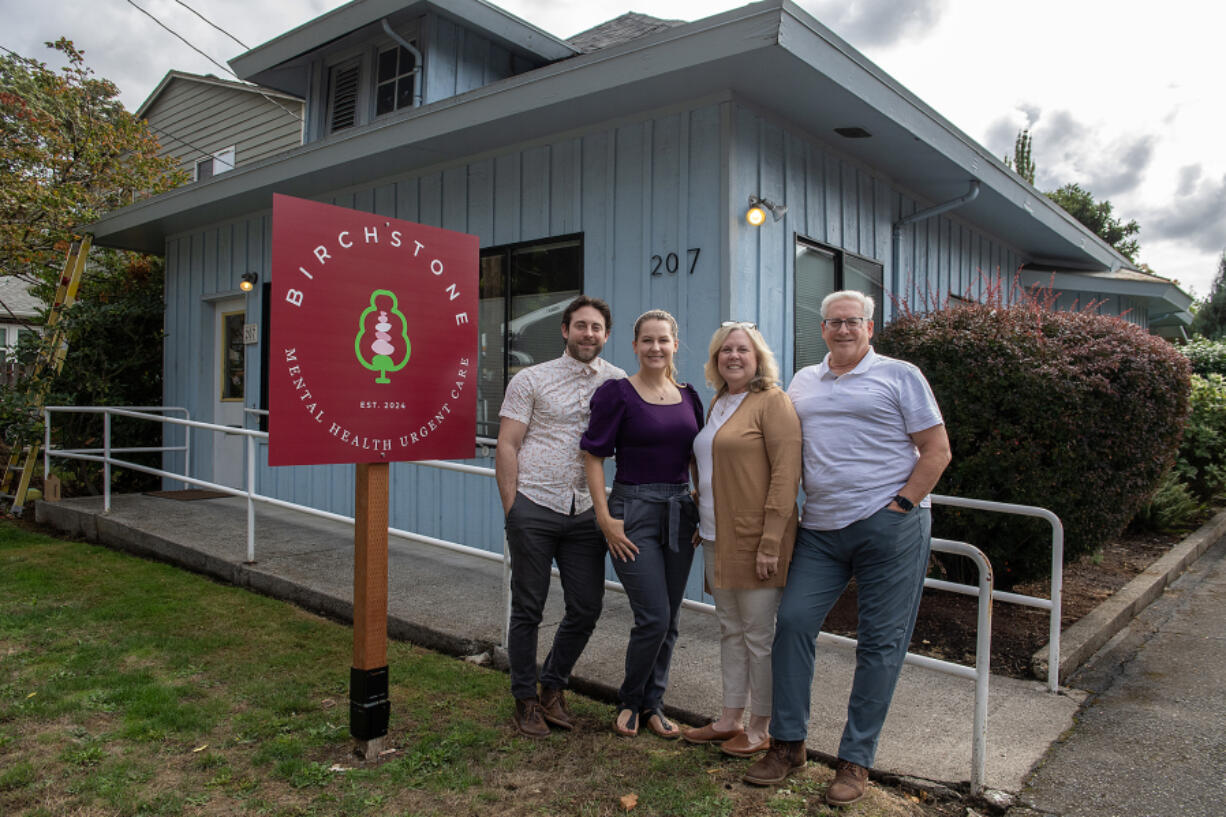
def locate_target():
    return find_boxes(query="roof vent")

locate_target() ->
[834,127,872,139]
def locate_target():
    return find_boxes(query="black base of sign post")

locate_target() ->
[350,665,389,742]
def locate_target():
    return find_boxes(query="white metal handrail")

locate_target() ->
[44,406,1029,794]
[931,494,1064,691]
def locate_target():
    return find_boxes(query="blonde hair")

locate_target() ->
[633,309,681,385]
[704,323,780,397]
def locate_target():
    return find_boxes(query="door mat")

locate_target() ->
[143,490,233,501]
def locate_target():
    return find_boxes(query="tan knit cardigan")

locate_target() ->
[705,386,802,590]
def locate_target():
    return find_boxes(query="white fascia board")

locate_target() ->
[775,0,1126,271]
[230,0,575,82]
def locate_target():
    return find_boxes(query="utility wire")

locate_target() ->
[122,0,302,123]
[172,0,249,50]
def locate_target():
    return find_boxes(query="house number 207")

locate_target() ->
[650,248,701,276]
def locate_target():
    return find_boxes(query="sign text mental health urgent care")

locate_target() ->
[269,194,478,467]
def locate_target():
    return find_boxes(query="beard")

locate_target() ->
[567,336,604,363]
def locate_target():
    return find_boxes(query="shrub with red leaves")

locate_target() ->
[877,288,1191,588]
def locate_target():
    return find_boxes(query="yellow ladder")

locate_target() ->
[1,236,91,516]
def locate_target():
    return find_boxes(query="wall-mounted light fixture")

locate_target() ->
[239,272,259,293]
[746,195,787,226]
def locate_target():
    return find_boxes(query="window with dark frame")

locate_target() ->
[478,235,584,438]
[793,236,884,372]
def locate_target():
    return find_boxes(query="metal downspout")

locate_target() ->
[381,19,424,107]
[891,180,981,309]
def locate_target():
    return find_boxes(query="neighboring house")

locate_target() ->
[87,0,1193,600]
[0,277,42,369]
[136,71,304,182]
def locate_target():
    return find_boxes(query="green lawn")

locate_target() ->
[0,520,957,816]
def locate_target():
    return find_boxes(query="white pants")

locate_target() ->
[703,542,783,717]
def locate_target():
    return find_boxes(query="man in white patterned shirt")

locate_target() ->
[495,295,626,737]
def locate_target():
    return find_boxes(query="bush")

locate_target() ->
[1180,337,1226,377]
[1132,469,1205,533]
[877,294,1191,588]
[1172,373,1226,501]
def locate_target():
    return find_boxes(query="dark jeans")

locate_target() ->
[608,481,697,712]
[505,492,607,701]
[770,506,931,767]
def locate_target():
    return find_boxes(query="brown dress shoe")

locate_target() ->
[539,687,574,730]
[512,698,550,738]
[741,739,806,786]
[826,760,869,806]
[719,731,770,757]
[681,722,743,744]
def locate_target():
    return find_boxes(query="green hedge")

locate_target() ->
[1173,373,1226,500]
[1181,337,1226,377]
[878,301,1191,588]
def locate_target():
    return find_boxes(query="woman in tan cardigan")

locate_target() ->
[681,322,802,756]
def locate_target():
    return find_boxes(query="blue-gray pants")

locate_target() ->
[608,481,697,712]
[505,493,607,701]
[770,506,931,767]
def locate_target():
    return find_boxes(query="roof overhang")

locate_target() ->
[1019,267,1194,333]
[92,0,1131,273]
[230,0,577,94]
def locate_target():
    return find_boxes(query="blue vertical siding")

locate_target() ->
[164,98,1050,603]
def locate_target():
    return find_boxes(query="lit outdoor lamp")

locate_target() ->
[240,272,259,293]
[745,194,787,226]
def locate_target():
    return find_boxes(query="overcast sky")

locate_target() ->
[5,0,1223,296]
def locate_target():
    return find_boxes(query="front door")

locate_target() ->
[213,298,247,489]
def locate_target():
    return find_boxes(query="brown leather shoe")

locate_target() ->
[539,687,574,730]
[826,760,869,806]
[512,698,550,738]
[681,722,743,744]
[741,739,806,786]
[719,731,770,757]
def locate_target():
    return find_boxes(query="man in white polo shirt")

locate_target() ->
[496,295,626,738]
[743,290,951,806]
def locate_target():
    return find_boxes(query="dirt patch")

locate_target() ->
[823,526,1186,679]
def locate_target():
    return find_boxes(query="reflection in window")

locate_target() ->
[221,311,245,401]
[793,237,883,372]
[477,235,583,438]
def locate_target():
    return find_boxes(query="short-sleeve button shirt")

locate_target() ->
[787,347,944,530]
[499,353,627,515]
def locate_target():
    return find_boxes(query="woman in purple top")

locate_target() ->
[582,309,703,739]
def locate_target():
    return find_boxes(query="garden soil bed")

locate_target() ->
[822,527,1185,679]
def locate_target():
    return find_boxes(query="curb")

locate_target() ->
[1030,508,1226,682]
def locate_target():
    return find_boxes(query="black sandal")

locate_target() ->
[613,707,638,737]
[641,707,680,739]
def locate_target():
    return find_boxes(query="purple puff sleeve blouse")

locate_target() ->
[580,378,704,485]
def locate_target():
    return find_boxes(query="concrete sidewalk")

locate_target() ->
[1009,533,1226,817]
[37,492,1082,794]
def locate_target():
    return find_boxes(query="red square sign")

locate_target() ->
[269,194,478,466]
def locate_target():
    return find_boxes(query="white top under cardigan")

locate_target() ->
[692,390,749,540]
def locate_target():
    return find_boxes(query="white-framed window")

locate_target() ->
[374,43,418,116]
[195,146,236,181]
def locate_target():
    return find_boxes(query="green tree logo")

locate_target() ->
[355,290,410,383]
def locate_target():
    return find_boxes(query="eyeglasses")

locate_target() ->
[721,320,757,330]
[822,318,868,330]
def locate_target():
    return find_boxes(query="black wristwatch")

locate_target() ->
[892,494,914,512]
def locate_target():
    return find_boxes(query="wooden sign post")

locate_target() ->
[351,462,389,757]
[268,195,477,757]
